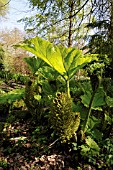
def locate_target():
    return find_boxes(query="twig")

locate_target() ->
[48,138,60,148]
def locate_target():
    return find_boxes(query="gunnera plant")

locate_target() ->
[49,92,80,142]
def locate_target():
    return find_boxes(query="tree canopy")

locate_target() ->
[20,0,93,47]
[21,0,112,47]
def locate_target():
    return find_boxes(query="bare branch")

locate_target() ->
[40,0,90,32]
[51,0,90,26]
[48,138,60,148]
[70,0,90,18]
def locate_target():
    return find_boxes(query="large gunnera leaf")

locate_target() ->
[16,37,97,80]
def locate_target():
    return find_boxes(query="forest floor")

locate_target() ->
[0,118,98,170]
[0,119,67,170]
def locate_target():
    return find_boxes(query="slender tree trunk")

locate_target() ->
[68,0,74,47]
[109,0,113,79]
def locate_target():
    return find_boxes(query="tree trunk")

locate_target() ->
[68,0,74,47]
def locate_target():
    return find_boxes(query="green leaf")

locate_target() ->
[34,94,41,101]
[88,116,100,129]
[105,113,113,124]
[93,89,105,109]
[86,136,100,151]
[60,47,97,79]
[81,87,105,110]
[24,56,46,74]
[81,91,91,107]
[72,142,78,151]
[81,145,90,154]
[38,66,59,80]
[41,80,55,95]
[106,96,113,107]
[0,88,25,104]
[16,37,97,80]
[92,129,102,141]
[16,37,66,76]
